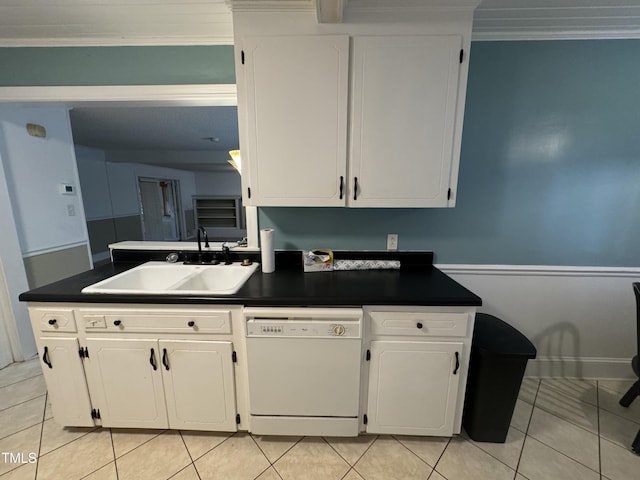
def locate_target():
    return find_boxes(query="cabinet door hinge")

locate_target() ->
[363,414,368,425]
[241,50,245,65]
[236,413,241,424]
[366,350,371,361]
[447,188,452,200]
[232,351,237,363]
[459,49,464,64]
[91,408,101,420]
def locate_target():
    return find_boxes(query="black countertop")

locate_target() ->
[19,251,482,307]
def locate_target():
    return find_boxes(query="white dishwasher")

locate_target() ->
[245,307,363,437]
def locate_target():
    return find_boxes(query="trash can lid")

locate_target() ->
[473,313,537,359]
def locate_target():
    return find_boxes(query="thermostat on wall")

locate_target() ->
[58,183,76,195]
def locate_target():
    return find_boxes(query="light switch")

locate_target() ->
[67,204,76,216]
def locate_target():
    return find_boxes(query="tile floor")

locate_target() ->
[1,358,639,480]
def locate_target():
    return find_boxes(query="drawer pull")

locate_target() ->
[162,348,170,370]
[42,346,52,369]
[188,321,195,327]
[149,348,157,371]
[453,352,460,375]
[113,320,122,326]
[416,322,423,329]
[48,319,57,326]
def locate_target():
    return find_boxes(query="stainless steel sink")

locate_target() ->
[81,261,259,295]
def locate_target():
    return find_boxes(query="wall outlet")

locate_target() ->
[387,234,398,251]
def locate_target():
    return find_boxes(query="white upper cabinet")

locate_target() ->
[232,4,476,208]
[349,35,463,207]
[242,35,349,206]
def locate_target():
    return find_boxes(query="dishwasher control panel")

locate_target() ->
[247,319,361,338]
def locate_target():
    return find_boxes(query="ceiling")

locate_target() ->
[1,0,640,45]
[68,105,239,172]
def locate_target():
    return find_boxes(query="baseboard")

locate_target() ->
[525,357,636,379]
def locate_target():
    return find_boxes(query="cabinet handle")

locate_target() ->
[113,320,122,326]
[353,177,359,200]
[162,348,169,371]
[416,322,423,329]
[48,319,57,325]
[149,348,157,371]
[453,351,460,375]
[188,320,195,327]
[42,346,52,369]
[339,176,344,200]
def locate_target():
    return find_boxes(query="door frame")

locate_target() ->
[137,176,182,241]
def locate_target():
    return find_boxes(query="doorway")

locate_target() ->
[138,177,181,241]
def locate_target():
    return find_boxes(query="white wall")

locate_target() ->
[104,161,141,217]
[128,162,197,218]
[77,148,199,223]
[0,155,34,362]
[443,265,640,379]
[195,170,242,197]
[74,145,112,221]
[0,106,86,360]
[0,105,89,257]
[102,153,198,238]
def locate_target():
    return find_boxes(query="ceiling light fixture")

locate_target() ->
[228,150,241,174]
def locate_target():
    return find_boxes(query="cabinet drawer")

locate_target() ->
[32,308,77,333]
[369,311,470,338]
[78,310,232,334]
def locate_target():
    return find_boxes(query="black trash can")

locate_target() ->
[462,313,537,443]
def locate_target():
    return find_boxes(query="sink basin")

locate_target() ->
[82,261,259,295]
[172,266,258,295]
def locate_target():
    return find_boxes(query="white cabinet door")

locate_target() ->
[366,340,463,436]
[350,35,463,207]
[38,337,94,427]
[85,338,168,429]
[160,340,237,432]
[242,35,349,206]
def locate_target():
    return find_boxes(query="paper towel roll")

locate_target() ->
[260,228,275,273]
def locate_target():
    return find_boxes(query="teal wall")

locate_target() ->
[0,46,234,85]
[2,42,639,266]
[259,40,640,267]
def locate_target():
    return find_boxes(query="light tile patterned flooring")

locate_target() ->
[1,358,640,480]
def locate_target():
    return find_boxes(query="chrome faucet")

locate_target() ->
[197,226,209,262]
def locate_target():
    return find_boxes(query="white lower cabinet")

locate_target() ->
[84,338,168,429]
[363,307,475,437]
[160,340,237,431]
[38,337,94,427]
[366,340,463,436]
[28,303,475,437]
[85,338,237,431]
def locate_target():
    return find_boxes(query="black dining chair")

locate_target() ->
[619,282,640,453]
